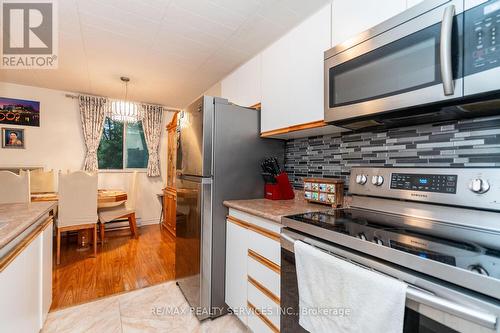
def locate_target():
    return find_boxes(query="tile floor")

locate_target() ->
[42,282,250,333]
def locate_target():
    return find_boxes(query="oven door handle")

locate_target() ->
[281,231,498,330]
[407,287,497,330]
[440,4,455,96]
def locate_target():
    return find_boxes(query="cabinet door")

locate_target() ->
[0,234,42,333]
[162,192,169,227]
[225,220,248,324]
[163,192,176,235]
[331,0,407,46]
[261,4,331,133]
[221,55,261,107]
[41,221,53,325]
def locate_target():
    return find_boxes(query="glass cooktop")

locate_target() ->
[284,209,500,278]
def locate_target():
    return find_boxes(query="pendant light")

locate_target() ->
[111,76,138,122]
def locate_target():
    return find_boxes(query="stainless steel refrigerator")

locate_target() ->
[174,96,284,320]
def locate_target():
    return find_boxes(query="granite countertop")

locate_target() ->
[0,201,57,249]
[223,194,330,223]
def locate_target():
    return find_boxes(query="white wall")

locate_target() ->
[204,82,222,97]
[0,82,172,225]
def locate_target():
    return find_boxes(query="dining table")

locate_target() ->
[31,189,128,208]
[31,189,128,249]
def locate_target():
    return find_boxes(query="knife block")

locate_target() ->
[264,172,295,200]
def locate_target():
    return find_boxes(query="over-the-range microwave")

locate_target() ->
[324,0,500,130]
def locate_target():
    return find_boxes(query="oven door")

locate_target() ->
[324,0,464,125]
[281,229,500,333]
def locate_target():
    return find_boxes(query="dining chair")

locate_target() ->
[56,171,98,264]
[20,169,55,193]
[98,171,138,241]
[0,171,30,204]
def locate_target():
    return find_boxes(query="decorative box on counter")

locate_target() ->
[304,178,344,207]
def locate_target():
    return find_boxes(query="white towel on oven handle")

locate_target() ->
[294,240,407,333]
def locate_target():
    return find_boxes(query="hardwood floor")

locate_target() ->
[51,225,175,310]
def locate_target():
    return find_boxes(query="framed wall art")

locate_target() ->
[0,97,40,127]
[2,128,25,149]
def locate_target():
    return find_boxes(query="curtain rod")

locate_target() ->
[64,93,180,112]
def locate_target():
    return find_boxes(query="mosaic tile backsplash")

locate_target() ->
[285,115,500,189]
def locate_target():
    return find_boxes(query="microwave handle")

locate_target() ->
[440,4,455,95]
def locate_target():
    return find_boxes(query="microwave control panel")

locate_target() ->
[466,0,500,75]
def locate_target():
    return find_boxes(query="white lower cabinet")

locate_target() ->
[225,219,250,325]
[225,209,282,333]
[248,280,280,330]
[41,221,53,325]
[0,217,53,333]
[248,310,277,333]
[248,256,280,297]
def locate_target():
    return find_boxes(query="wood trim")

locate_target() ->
[250,103,261,110]
[226,215,249,229]
[227,215,280,242]
[247,301,280,333]
[248,249,280,275]
[0,216,53,273]
[166,111,179,131]
[260,120,327,138]
[163,186,177,195]
[248,275,280,305]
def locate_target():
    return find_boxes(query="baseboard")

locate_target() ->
[102,217,160,231]
[139,217,161,226]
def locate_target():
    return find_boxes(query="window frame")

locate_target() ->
[97,118,149,173]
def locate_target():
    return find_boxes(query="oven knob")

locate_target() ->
[356,175,367,185]
[373,237,384,245]
[468,265,489,276]
[468,178,490,194]
[371,175,384,186]
[357,233,367,241]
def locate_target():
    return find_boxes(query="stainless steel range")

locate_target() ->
[281,167,500,333]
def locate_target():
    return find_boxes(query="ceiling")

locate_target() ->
[0,0,331,108]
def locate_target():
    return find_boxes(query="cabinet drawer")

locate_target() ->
[227,214,281,266]
[248,281,280,331]
[247,228,280,266]
[248,255,280,297]
[248,309,279,333]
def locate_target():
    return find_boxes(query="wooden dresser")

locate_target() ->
[162,112,178,237]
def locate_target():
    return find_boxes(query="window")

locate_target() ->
[98,118,148,170]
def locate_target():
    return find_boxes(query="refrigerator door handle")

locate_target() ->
[178,174,213,184]
[200,180,213,317]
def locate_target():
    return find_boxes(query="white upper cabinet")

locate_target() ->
[331,0,407,46]
[406,0,425,9]
[221,55,261,107]
[260,4,331,133]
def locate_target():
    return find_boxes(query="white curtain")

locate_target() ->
[79,95,108,172]
[140,104,163,177]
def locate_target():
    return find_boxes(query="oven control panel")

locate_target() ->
[349,167,500,211]
[390,173,457,194]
